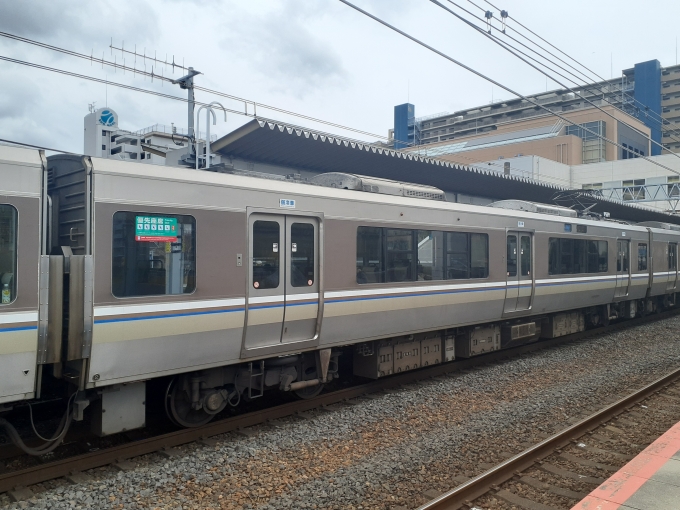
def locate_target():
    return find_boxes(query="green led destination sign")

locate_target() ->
[135,216,178,242]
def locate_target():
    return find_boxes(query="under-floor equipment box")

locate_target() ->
[420,333,442,366]
[542,312,584,338]
[444,333,456,362]
[91,381,146,437]
[353,340,395,379]
[394,339,420,373]
[455,325,501,358]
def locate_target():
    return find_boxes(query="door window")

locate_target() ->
[520,236,531,276]
[252,220,280,289]
[669,244,677,271]
[617,241,629,273]
[291,223,314,287]
[638,243,648,271]
[507,235,517,277]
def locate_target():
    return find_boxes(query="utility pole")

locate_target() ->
[172,67,201,165]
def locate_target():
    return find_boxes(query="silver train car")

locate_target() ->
[1,144,679,444]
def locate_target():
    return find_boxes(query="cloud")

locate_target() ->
[223,1,347,97]
[0,0,159,50]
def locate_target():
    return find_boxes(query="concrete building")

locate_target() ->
[473,153,680,213]
[404,105,651,168]
[83,106,214,165]
[394,59,680,156]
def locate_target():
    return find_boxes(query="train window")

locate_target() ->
[587,240,609,273]
[356,227,384,284]
[638,243,648,271]
[291,223,314,287]
[386,229,414,283]
[618,241,630,272]
[520,236,531,276]
[550,238,607,274]
[447,232,469,279]
[470,233,489,278]
[252,221,280,289]
[112,212,196,298]
[357,227,488,284]
[506,235,517,277]
[0,205,17,305]
[417,231,444,280]
[669,243,678,271]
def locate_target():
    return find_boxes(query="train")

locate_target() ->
[1,144,679,452]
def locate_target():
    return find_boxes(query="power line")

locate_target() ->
[462,0,680,139]
[0,138,73,153]
[0,30,396,145]
[0,55,411,154]
[433,0,680,155]
[476,0,680,142]
[338,0,680,178]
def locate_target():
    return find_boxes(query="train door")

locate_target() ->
[282,218,319,342]
[667,242,678,292]
[244,214,320,350]
[614,239,630,298]
[504,232,533,313]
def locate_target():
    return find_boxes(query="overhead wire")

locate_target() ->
[433,0,680,155]
[0,30,395,145]
[337,0,680,178]
[461,0,680,142]
[0,138,74,153]
[474,0,680,143]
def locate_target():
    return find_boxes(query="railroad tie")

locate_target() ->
[519,475,587,500]
[559,452,619,472]
[577,444,634,461]
[539,463,605,485]
[495,489,560,510]
[7,486,34,503]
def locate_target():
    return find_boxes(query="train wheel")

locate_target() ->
[294,361,324,399]
[164,377,214,428]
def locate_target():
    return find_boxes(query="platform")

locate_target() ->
[572,420,680,509]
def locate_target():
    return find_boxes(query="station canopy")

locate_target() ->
[213,118,680,225]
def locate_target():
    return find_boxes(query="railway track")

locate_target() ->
[418,347,680,510]
[2,308,680,501]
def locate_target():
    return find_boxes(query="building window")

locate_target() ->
[102,145,106,151]
[566,121,606,164]
[668,176,680,197]
[112,212,196,297]
[623,179,645,200]
[0,205,18,305]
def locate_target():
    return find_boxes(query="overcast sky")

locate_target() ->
[0,0,679,153]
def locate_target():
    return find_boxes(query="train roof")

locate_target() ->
[40,152,661,235]
[212,118,680,226]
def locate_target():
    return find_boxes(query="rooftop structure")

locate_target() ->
[83,106,215,165]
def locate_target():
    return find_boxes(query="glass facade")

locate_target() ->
[566,121,607,164]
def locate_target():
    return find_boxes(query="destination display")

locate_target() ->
[135,216,178,242]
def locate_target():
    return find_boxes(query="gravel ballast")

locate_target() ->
[3,316,680,510]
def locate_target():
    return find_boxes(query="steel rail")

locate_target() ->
[1,308,679,495]
[418,359,680,509]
